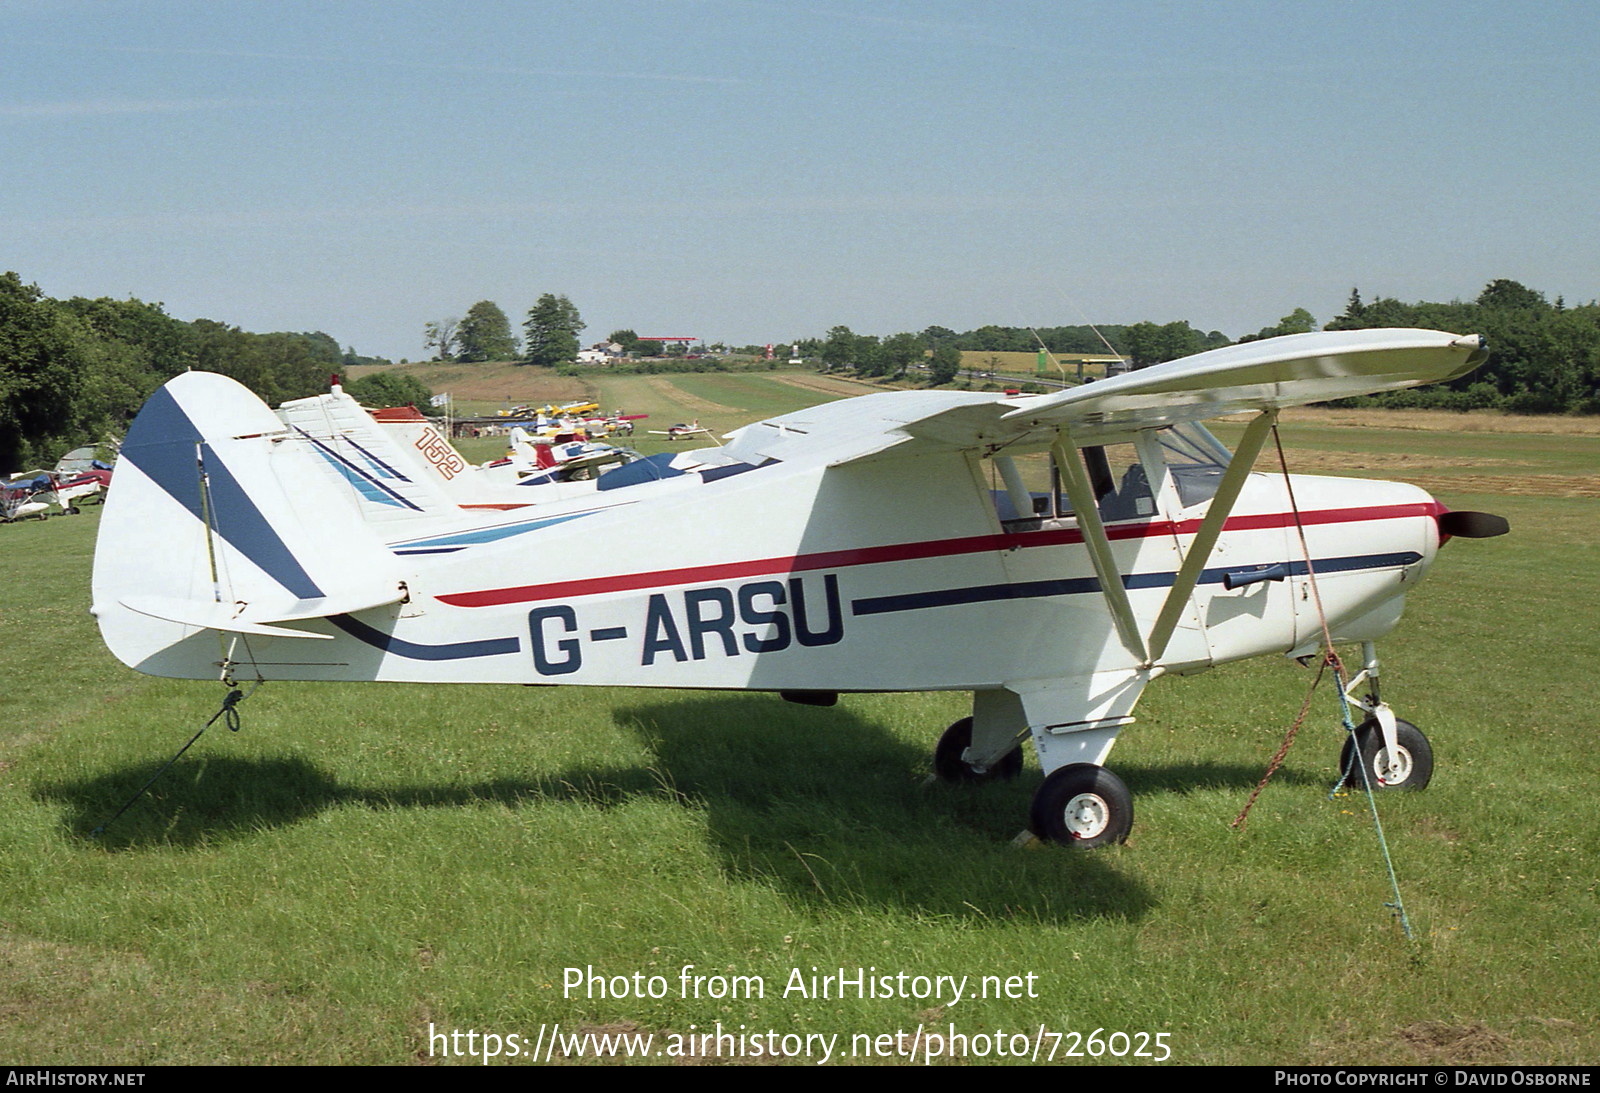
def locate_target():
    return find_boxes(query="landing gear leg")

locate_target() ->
[933,717,1022,782]
[1027,721,1132,848]
[1336,642,1434,791]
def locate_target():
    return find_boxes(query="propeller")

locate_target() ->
[1438,510,1510,539]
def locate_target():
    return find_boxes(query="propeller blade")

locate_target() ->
[1439,510,1510,539]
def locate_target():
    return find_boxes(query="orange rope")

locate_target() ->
[1232,651,1330,829]
[1230,425,1350,828]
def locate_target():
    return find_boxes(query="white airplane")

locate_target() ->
[91,329,1506,846]
[487,427,639,486]
[2,477,54,522]
[650,421,711,440]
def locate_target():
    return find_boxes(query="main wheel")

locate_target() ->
[1029,764,1133,847]
[1339,717,1433,791]
[933,717,1022,783]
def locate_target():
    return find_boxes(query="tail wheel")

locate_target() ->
[1340,718,1433,791]
[1029,764,1133,848]
[933,717,1022,783]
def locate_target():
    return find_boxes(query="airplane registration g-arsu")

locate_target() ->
[92,329,1508,847]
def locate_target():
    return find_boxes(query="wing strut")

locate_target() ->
[995,456,1036,523]
[1052,432,1148,663]
[1143,409,1277,665]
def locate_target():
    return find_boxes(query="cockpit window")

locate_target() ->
[1158,421,1231,507]
[991,421,1235,526]
[1085,442,1158,521]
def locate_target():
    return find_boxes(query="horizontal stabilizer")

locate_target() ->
[117,596,333,640]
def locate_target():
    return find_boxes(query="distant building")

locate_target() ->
[576,341,625,365]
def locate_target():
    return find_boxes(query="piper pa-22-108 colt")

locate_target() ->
[92,329,1507,846]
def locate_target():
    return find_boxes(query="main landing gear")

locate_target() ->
[930,641,1440,849]
[933,717,1023,782]
[932,718,1131,848]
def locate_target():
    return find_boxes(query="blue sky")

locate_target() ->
[3,1,1596,360]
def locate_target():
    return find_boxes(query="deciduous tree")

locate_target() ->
[456,301,517,362]
[345,371,440,414]
[928,342,962,385]
[423,318,459,361]
[881,332,924,378]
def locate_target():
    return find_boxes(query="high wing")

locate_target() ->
[715,327,1488,681]
[719,329,1487,467]
[1000,327,1485,429]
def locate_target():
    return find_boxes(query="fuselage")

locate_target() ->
[102,420,1440,691]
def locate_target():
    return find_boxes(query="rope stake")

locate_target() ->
[91,683,256,839]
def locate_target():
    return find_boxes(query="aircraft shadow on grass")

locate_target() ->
[42,694,1319,922]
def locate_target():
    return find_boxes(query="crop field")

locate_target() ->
[1,384,1596,1065]
[959,350,1113,381]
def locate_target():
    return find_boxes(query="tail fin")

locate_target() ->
[93,372,410,676]
[276,389,463,515]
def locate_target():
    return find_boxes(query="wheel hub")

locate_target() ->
[1062,792,1110,839]
[1375,746,1413,786]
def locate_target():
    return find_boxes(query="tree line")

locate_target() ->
[803,321,1234,381]
[802,281,1600,413]
[1324,280,1600,414]
[6,270,1595,473]
[0,272,397,472]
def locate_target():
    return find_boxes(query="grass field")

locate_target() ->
[1,384,1596,1065]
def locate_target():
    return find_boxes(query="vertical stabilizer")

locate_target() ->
[92,373,411,675]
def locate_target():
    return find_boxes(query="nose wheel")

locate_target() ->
[1339,717,1433,791]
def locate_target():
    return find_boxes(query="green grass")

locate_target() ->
[0,415,1595,1065]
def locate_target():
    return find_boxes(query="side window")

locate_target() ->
[992,426,1229,526]
[1158,422,1232,507]
[990,453,1068,523]
[1083,443,1158,522]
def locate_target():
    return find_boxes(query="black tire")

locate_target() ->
[1339,717,1433,791]
[66,506,80,515]
[1029,764,1133,847]
[933,717,1022,783]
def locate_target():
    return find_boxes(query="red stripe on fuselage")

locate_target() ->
[435,501,1444,608]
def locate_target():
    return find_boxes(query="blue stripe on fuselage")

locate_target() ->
[849,552,1421,616]
[388,510,595,552]
[327,614,520,660]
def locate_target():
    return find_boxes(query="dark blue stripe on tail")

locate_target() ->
[122,387,324,600]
